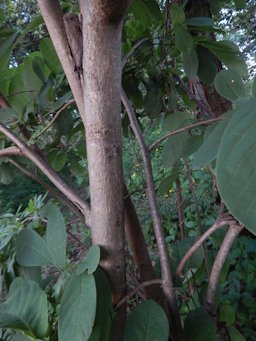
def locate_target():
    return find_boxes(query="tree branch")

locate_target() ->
[0,122,91,226]
[9,158,85,222]
[150,116,223,151]
[121,89,184,340]
[205,223,243,313]
[35,99,75,139]
[122,38,149,69]
[176,215,237,277]
[0,146,22,157]
[36,0,84,119]
[115,279,163,310]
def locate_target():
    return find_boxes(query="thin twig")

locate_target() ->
[205,223,243,313]
[67,230,87,250]
[115,279,162,310]
[176,215,236,277]
[150,116,223,151]
[121,88,184,341]
[35,99,75,139]
[0,123,91,226]
[122,38,150,69]
[175,176,185,239]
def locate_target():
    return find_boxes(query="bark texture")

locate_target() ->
[80,1,129,306]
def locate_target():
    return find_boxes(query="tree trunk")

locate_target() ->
[80,0,128,306]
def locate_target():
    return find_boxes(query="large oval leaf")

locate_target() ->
[184,307,217,341]
[174,24,193,53]
[16,229,53,266]
[183,48,199,80]
[192,113,231,169]
[43,203,66,268]
[0,278,48,338]
[76,245,101,275]
[214,70,247,101]
[124,300,169,341]
[59,273,97,341]
[216,100,256,235]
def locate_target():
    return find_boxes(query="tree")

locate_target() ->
[0,0,255,340]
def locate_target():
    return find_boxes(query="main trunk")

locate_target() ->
[80,2,125,304]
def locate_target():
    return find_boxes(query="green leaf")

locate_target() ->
[158,166,179,194]
[0,278,48,338]
[0,31,19,59]
[214,70,247,101]
[11,333,35,341]
[0,163,14,185]
[144,83,162,117]
[174,24,194,53]
[216,100,256,235]
[129,0,161,26]
[192,114,231,169]
[170,237,204,272]
[252,76,256,98]
[234,0,246,9]
[16,229,52,267]
[32,56,48,84]
[76,245,101,275]
[183,48,199,79]
[70,159,86,177]
[59,273,97,341]
[50,92,73,112]
[162,111,191,132]
[162,133,202,168]
[40,38,62,74]
[23,54,43,101]
[43,203,66,268]
[88,269,114,341]
[219,304,236,325]
[8,66,30,117]
[184,307,217,341]
[228,327,246,341]
[170,4,185,25]
[185,17,214,27]
[203,40,247,78]
[0,108,19,123]
[19,16,44,41]
[124,300,169,341]
[196,46,217,84]
[47,149,67,172]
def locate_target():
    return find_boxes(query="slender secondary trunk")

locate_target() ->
[80,1,128,306]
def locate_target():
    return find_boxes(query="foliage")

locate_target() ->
[0,0,256,340]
